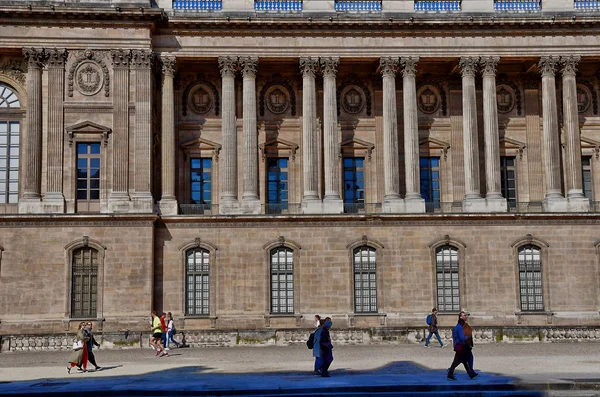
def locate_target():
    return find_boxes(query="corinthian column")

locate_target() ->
[218,56,239,213]
[44,48,67,213]
[459,56,482,204]
[159,56,178,215]
[20,48,44,213]
[131,49,154,212]
[480,56,506,212]
[300,57,321,214]
[401,56,425,213]
[320,57,343,213]
[560,56,587,206]
[109,49,132,210]
[538,56,565,205]
[380,57,401,205]
[240,56,261,213]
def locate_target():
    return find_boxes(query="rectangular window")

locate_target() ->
[266,158,288,214]
[76,143,100,213]
[71,247,98,318]
[420,157,440,212]
[582,156,593,203]
[343,157,365,213]
[0,121,19,204]
[354,247,377,313]
[270,248,294,314]
[186,249,210,316]
[518,245,543,311]
[191,158,212,206]
[501,156,517,210]
[436,246,460,312]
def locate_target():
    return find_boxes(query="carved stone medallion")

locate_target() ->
[496,84,515,114]
[341,85,365,114]
[188,84,213,114]
[417,85,439,114]
[74,61,103,96]
[265,85,289,114]
[577,84,591,113]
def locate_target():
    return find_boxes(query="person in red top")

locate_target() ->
[160,312,168,356]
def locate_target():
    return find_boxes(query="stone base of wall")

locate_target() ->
[3,326,600,352]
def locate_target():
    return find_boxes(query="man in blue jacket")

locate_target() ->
[447,311,478,380]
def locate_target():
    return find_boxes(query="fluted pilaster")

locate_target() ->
[160,56,176,202]
[219,56,238,204]
[480,56,503,200]
[45,48,67,208]
[300,57,319,201]
[240,56,259,202]
[380,56,401,202]
[459,56,482,200]
[110,49,131,201]
[321,57,340,201]
[401,56,422,201]
[539,56,563,199]
[560,55,585,199]
[132,49,154,207]
[21,48,44,204]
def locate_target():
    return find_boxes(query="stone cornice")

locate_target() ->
[0,7,162,27]
[0,214,157,228]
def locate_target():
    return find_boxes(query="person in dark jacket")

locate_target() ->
[84,322,101,370]
[447,311,478,380]
[319,318,334,377]
[424,308,444,348]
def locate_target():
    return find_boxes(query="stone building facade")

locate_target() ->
[1,0,600,345]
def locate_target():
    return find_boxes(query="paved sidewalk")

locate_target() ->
[0,344,598,396]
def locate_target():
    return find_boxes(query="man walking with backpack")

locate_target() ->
[307,315,323,375]
[424,308,444,348]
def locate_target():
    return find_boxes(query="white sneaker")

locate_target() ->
[441,344,446,348]
[165,348,170,351]
[150,345,156,351]
[424,345,429,348]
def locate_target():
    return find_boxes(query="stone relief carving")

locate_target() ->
[496,76,522,116]
[577,80,597,115]
[67,50,110,98]
[45,48,67,69]
[496,84,515,114]
[576,84,591,113]
[0,59,26,87]
[417,85,440,114]
[299,57,318,78]
[340,85,365,114]
[182,76,220,117]
[259,75,296,117]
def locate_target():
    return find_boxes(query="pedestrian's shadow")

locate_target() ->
[91,365,122,372]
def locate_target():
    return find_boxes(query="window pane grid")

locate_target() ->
[343,157,365,212]
[501,156,517,207]
[71,247,98,318]
[191,158,212,205]
[186,248,210,315]
[582,156,593,202]
[354,247,377,313]
[266,158,289,212]
[270,247,294,314]
[0,121,19,204]
[436,245,460,312]
[76,143,101,204]
[518,245,544,311]
[420,157,441,209]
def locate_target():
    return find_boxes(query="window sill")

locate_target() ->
[515,311,554,324]
[348,312,386,326]
[264,314,303,327]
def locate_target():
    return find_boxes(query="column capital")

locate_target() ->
[45,48,67,69]
[160,56,176,77]
[560,55,581,77]
[400,56,419,78]
[299,57,318,78]
[110,49,132,69]
[240,56,259,78]
[538,56,558,77]
[22,48,45,69]
[320,57,339,78]
[379,56,399,78]
[130,49,154,70]
[480,56,500,76]
[218,56,238,78]
[459,56,479,77]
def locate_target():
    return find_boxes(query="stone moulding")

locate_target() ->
[3,326,600,351]
[67,50,110,98]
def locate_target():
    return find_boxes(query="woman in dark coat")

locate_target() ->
[319,319,334,377]
[67,322,90,374]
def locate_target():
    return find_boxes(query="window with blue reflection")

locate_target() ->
[191,158,212,205]
[420,157,440,209]
[267,158,288,210]
[76,143,101,201]
[343,157,365,208]
[500,156,517,208]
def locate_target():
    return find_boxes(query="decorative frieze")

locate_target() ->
[0,59,26,87]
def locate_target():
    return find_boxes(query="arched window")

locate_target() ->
[436,245,460,312]
[518,245,543,311]
[353,246,377,313]
[185,248,210,316]
[270,247,294,314]
[71,247,99,318]
[0,83,21,204]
